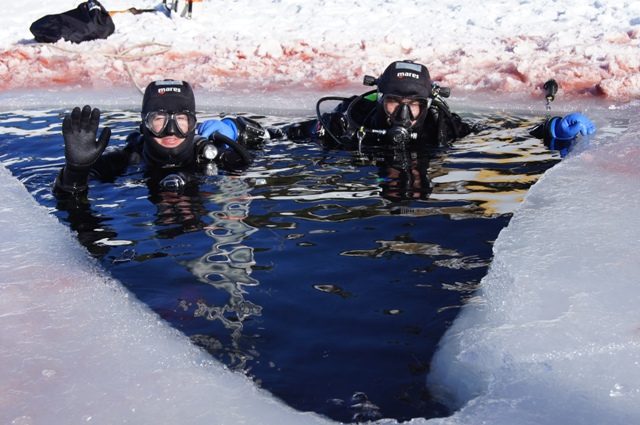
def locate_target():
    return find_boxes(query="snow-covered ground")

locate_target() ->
[0,0,639,101]
[1,1,639,424]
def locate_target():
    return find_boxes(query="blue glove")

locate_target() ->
[197,118,238,141]
[550,113,596,140]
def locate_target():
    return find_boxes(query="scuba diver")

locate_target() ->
[52,79,267,257]
[54,79,266,198]
[278,60,596,202]
[282,60,596,153]
[49,80,263,352]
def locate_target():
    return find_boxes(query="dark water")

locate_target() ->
[0,109,559,423]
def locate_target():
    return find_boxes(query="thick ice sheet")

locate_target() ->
[0,165,334,425]
[428,109,640,424]
[1,0,639,100]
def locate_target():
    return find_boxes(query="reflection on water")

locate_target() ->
[184,176,262,370]
[429,114,557,216]
[343,240,461,257]
[0,109,562,423]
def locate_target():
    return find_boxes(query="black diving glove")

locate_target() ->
[234,116,266,148]
[57,105,111,194]
[62,105,111,171]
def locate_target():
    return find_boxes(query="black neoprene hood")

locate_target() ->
[141,80,196,115]
[377,61,432,99]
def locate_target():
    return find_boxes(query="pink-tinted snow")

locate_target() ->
[1,0,639,102]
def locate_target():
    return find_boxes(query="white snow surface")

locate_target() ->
[0,0,639,101]
[1,1,640,424]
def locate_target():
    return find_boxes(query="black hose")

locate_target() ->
[315,90,379,146]
[211,134,252,166]
[315,96,350,145]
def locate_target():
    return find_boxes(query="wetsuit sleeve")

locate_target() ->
[529,117,559,144]
[231,116,267,148]
[280,118,323,141]
[53,133,140,197]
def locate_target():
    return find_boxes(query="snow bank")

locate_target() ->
[1,0,639,100]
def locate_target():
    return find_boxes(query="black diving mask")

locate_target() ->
[382,95,431,125]
[143,110,197,138]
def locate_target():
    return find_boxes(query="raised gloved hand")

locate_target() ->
[62,105,111,170]
[197,119,238,141]
[550,112,596,140]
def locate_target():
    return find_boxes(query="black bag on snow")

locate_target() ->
[30,0,115,44]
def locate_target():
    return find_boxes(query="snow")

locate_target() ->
[1,1,639,424]
[0,0,639,101]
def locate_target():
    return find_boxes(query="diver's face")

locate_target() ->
[381,95,430,126]
[383,96,424,118]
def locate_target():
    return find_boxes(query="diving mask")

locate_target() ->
[144,110,197,138]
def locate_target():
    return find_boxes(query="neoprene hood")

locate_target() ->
[377,61,432,99]
[140,80,197,167]
[141,80,196,115]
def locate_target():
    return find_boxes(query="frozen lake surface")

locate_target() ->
[1,0,639,423]
[1,94,639,424]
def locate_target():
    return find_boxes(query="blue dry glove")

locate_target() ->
[197,118,238,141]
[550,113,596,141]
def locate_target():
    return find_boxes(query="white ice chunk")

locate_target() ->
[0,165,335,425]
[428,111,640,424]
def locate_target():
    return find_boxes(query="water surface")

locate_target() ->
[0,109,560,422]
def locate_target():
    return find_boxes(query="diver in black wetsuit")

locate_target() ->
[279,60,596,202]
[54,79,266,198]
[53,79,267,257]
[282,60,596,153]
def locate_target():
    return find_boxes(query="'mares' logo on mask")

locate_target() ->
[396,72,420,80]
[157,87,182,95]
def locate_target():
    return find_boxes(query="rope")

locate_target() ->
[42,41,173,94]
